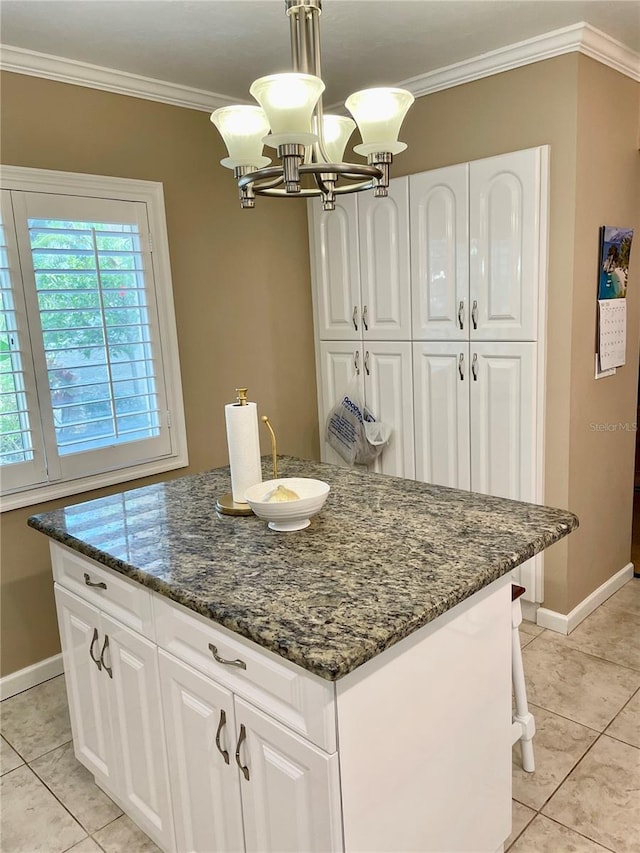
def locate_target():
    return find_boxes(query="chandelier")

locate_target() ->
[210,0,414,211]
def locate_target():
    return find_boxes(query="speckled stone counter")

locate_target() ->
[28,457,577,681]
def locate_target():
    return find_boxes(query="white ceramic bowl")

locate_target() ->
[244,477,330,532]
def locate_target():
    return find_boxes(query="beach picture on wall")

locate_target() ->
[598,226,633,299]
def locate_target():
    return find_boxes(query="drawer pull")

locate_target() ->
[84,572,107,590]
[100,635,113,679]
[362,304,369,331]
[458,300,465,330]
[89,627,102,671]
[235,723,250,781]
[208,643,246,670]
[352,305,358,331]
[471,299,478,330]
[215,709,230,765]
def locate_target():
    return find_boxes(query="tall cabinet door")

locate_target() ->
[102,613,175,852]
[358,177,411,339]
[309,196,361,340]
[413,342,471,489]
[54,585,115,788]
[469,342,536,501]
[410,164,469,341]
[236,698,343,853]
[363,342,415,478]
[317,341,364,466]
[469,148,544,341]
[158,651,245,853]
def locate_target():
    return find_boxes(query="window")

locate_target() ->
[0,167,187,510]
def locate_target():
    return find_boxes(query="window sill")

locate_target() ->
[0,452,189,513]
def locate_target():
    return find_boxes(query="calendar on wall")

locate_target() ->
[596,226,633,374]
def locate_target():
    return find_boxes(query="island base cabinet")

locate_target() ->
[236,697,343,853]
[158,650,343,853]
[335,577,512,853]
[158,651,245,853]
[54,584,175,853]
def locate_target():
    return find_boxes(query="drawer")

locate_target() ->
[153,593,336,753]
[50,542,154,639]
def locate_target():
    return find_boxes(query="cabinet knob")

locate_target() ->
[352,306,358,331]
[208,643,246,670]
[215,709,230,765]
[458,300,465,330]
[89,627,102,671]
[84,572,107,590]
[235,723,250,781]
[100,634,113,678]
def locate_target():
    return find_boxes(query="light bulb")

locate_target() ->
[210,105,271,170]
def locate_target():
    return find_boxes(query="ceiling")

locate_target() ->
[1,0,639,105]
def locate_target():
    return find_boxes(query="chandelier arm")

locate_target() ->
[299,162,381,179]
[289,10,300,71]
[252,178,376,199]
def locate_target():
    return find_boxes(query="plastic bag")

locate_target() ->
[325,378,392,466]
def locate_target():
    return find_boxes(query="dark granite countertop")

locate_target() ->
[28,457,577,681]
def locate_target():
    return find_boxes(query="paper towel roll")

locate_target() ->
[225,401,262,503]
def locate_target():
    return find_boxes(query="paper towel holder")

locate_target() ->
[216,387,257,517]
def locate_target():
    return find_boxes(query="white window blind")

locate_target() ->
[0,169,187,510]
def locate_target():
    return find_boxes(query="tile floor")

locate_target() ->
[1,579,639,853]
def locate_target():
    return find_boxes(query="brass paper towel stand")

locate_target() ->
[216,388,254,517]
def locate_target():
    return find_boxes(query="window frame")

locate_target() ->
[0,165,188,512]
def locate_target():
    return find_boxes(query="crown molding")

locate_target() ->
[0,44,238,112]
[1,22,638,114]
[399,22,640,98]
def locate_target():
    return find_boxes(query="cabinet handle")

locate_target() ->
[354,350,360,375]
[100,635,113,679]
[458,300,465,330]
[215,709,230,765]
[89,627,102,671]
[364,351,370,376]
[362,305,369,331]
[471,300,478,330]
[235,723,250,781]
[208,643,246,670]
[458,352,465,380]
[352,305,358,331]
[84,572,107,590]
[472,353,478,381]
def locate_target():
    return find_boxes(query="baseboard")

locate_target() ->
[536,563,634,635]
[0,653,64,701]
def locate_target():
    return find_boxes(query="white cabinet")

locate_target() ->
[310,179,410,341]
[413,342,470,489]
[469,342,537,501]
[410,164,469,341]
[411,148,545,342]
[158,637,342,853]
[414,341,536,500]
[237,698,342,853]
[317,340,414,478]
[53,563,175,853]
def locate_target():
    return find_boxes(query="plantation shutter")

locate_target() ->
[0,190,48,491]
[9,191,173,484]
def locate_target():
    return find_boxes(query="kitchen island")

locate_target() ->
[29,457,577,853]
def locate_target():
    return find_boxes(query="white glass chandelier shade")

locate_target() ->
[250,73,325,148]
[321,115,356,163]
[345,88,415,156]
[210,106,272,170]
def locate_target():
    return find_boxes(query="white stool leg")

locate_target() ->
[512,598,536,772]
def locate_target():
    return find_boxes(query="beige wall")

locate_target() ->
[567,57,640,610]
[0,72,319,677]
